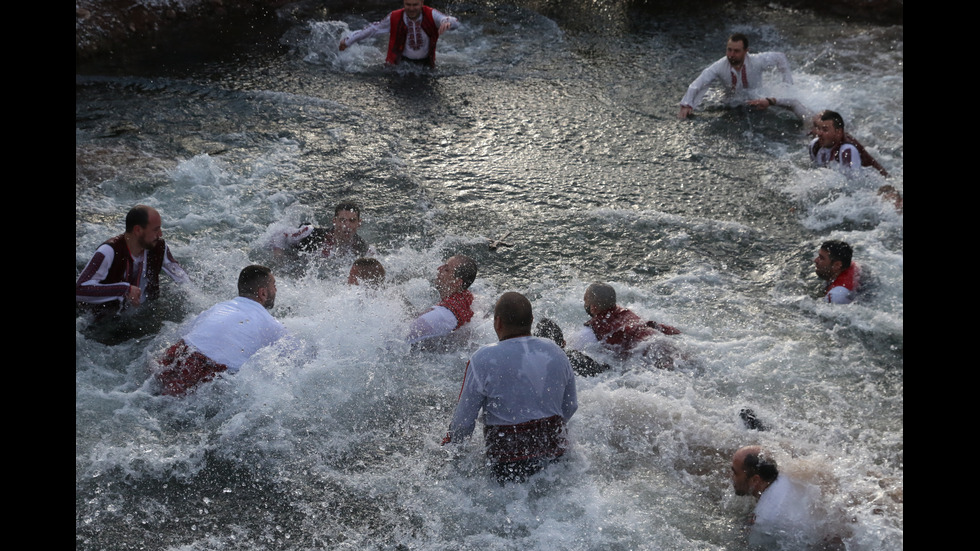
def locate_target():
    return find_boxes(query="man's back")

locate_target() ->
[449,335,577,435]
[183,296,288,373]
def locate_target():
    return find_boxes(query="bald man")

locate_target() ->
[568,282,681,366]
[731,446,834,549]
[443,292,578,483]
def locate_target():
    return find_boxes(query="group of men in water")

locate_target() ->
[75,199,845,543]
[75,201,858,502]
[338,2,900,212]
[75,6,885,544]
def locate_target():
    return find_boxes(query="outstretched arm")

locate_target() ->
[339,14,393,50]
[678,58,727,119]
[432,10,459,36]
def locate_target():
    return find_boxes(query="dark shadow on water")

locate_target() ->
[78,296,189,346]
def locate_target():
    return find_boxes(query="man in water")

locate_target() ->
[339,0,460,68]
[730,446,836,549]
[76,204,190,320]
[678,33,808,120]
[443,292,578,483]
[348,257,386,287]
[407,254,478,346]
[814,240,860,305]
[155,265,291,396]
[567,282,681,367]
[810,110,890,177]
[272,201,371,260]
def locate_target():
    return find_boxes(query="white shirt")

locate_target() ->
[680,51,794,110]
[448,336,578,442]
[406,305,459,344]
[183,296,290,372]
[751,474,827,549]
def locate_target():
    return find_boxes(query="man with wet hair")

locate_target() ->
[273,201,372,260]
[339,0,460,68]
[809,110,890,177]
[731,445,835,549]
[76,204,190,320]
[407,254,478,345]
[443,292,578,483]
[814,240,860,304]
[154,265,291,396]
[678,33,808,120]
[348,257,386,287]
[568,282,681,365]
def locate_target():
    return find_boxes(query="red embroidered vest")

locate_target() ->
[386,6,439,67]
[102,234,167,300]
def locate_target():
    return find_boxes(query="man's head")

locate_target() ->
[333,201,362,239]
[434,254,478,298]
[238,264,277,309]
[348,257,386,287]
[125,205,164,251]
[534,317,566,348]
[813,110,846,149]
[584,282,617,317]
[493,291,534,340]
[726,33,749,68]
[814,240,853,281]
[731,445,778,498]
[403,0,424,19]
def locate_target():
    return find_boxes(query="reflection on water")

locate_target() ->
[77,2,902,549]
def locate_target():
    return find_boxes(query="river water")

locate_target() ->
[76,1,903,549]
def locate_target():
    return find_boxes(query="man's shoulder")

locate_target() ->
[482,336,566,355]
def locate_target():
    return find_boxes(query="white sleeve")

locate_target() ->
[680,58,726,109]
[826,286,855,304]
[565,326,599,351]
[272,224,315,250]
[838,144,861,170]
[345,14,393,46]
[756,51,794,85]
[431,9,459,30]
[407,306,459,344]
[76,244,129,304]
[161,243,190,284]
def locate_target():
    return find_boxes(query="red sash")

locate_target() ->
[155,340,228,396]
[483,415,568,463]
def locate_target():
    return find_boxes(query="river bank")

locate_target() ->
[76,0,903,64]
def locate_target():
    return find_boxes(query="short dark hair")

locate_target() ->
[742,449,778,483]
[126,205,153,233]
[334,201,361,218]
[351,257,385,285]
[494,292,533,331]
[821,240,853,269]
[238,265,273,298]
[586,282,617,312]
[818,110,845,130]
[729,33,749,50]
[453,255,478,290]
